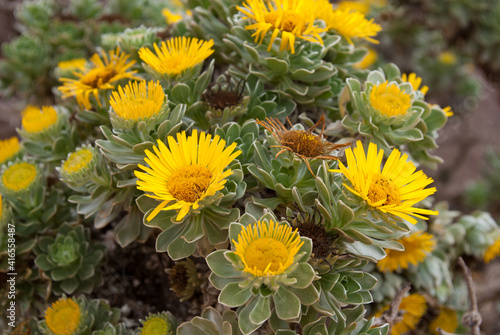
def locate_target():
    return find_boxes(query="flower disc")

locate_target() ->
[233,220,303,277]
[2,162,37,192]
[45,297,81,335]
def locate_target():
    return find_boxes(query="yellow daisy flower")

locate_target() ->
[429,307,459,335]
[0,137,21,164]
[369,81,413,117]
[331,141,438,224]
[56,58,87,71]
[337,1,369,13]
[162,8,192,24]
[139,312,175,335]
[2,162,37,192]
[58,48,139,109]
[62,148,94,175]
[438,51,457,65]
[317,0,382,44]
[375,293,427,335]
[484,236,500,263]
[402,73,429,95]
[353,47,378,69]
[21,105,58,134]
[139,37,214,77]
[109,80,165,121]
[44,297,81,335]
[377,232,436,272]
[162,8,183,23]
[233,220,304,277]
[135,130,241,221]
[443,106,454,117]
[236,0,326,54]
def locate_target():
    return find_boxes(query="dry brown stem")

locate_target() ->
[371,282,411,330]
[458,257,482,335]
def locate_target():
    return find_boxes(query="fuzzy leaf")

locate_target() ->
[238,297,261,335]
[249,295,271,325]
[288,263,316,288]
[167,235,197,260]
[273,286,301,320]
[219,282,253,307]
[206,250,241,278]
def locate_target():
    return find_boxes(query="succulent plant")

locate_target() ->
[34,223,105,295]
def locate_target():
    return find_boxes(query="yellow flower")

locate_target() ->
[0,137,21,164]
[375,293,427,335]
[141,318,169,335]
[438,51,457,65]
[377,232,436,272]
[370,81,413,117]
[109,81,165,121]
[63,148,94,174]
[162,8,185,24]
[353,47,377,69]
[402,73,429,95]
[139,37,214,77]
[45,297,81,335]
[236,0,325,54]
[21,105,58,134]
[429,307,459,335]
[56,58,87,71]
[58,48,139,109]
[337,1,370,14]
[233,220,303,277]
[139,313,174,335]
[2,162,37,192]
[135,130,241,221]
[331,141,438,224]
[484,236,500,263]
[317,1,382,44]
[443,106,454,117]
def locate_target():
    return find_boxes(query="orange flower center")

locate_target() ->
[367,174,400,206]
[81,67,117,88]
[168,164,212,203]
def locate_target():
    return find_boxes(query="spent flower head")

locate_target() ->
[257,116,350,176]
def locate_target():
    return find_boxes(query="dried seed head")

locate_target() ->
[256,115,350,175]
